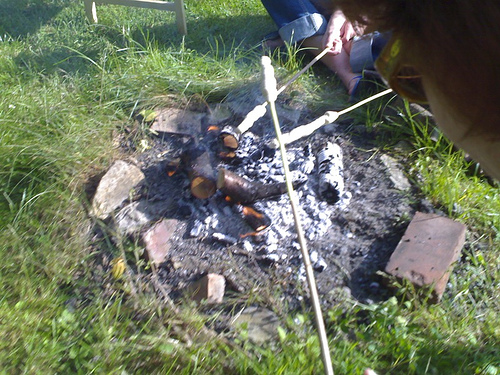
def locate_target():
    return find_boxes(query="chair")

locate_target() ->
[84,0,187,35]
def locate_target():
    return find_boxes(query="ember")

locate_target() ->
[239,205,271,232]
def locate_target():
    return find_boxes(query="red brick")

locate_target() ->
[189,274,225,304]
[142,219,178,265]
[385,212,466,301]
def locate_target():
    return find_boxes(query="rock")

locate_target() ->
[212,232,238,245]
[142,219,178,265]
[189,273,225,304]
[189,220,204,238]
[380,154,412,191]
[321,122,339,135]
[313,258,328,272]
[115,201,152,235]
[114,199,177,236]
[233,306,280,344]
[91,160,144,220]
[430,127,442,142]
[226,87,264,116]
[150,107,205,136]
[385,211,466,301]
[393,140,413,152]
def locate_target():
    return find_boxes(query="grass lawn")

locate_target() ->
[0,0,498,373]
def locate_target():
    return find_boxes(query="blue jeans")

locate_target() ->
[261,0,329,44]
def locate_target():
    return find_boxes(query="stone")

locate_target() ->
[114,199,177,235]
[189,274,225,304]
[226,87,264,116]
[385,211,466,301]
[232,306,280,344]
[115,201,152,235]
[142,219,178,265]
[91,160,144,220]
[380,154,412,191]
[150,107,205,136]
[410,103,434,120]
[321,123,339,135]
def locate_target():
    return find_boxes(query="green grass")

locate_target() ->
[0,0,499,374]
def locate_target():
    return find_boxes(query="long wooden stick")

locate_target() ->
[261,56,334,375]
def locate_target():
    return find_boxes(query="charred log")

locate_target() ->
[182,144,217,199]
[219,103,268,150]
[217,168,304,204]
[219,125,240,150]
[165,157,182,177]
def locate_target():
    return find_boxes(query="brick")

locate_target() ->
[385,212,466,301]
[142,219,178,265]
[189,274,225,304]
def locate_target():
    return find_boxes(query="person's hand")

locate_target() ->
[322,10,346,55]
[322,31,343,55]
[322,11,357,55]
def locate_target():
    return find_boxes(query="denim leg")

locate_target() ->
[350,32,392,72]
[261,0,328,44]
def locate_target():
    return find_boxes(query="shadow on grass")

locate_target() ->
[10,11,272,78]
[123,13,272,54]
[0,0,64,38]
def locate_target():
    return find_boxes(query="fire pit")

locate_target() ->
[102,86,431,310]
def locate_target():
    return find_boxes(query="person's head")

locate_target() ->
[337,0,500,180]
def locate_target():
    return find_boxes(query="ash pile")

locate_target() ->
[185,131,352,271]
[103,91,426,307]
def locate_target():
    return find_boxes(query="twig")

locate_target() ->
[261,56,334,375]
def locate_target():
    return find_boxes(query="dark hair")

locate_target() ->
[338,0,500,138]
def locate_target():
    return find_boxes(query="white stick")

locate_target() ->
[267,111,339,149]
[267,88,394,148]
[261,56,334,375]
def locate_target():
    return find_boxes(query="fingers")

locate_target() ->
[328,39,342,55]
[321,33,342,55]
[323,20,355,55]
[340,21,357,43]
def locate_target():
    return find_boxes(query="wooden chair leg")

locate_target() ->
[84,0,98,23]
[174,0,187,35]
